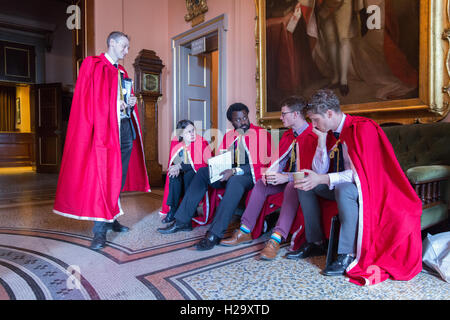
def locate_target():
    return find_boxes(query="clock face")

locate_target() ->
[143,73,159,93]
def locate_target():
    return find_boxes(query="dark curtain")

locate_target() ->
[0,86,16,131]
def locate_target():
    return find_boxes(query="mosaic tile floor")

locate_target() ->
[0,170,449,300]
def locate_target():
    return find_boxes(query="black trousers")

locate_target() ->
[174,166,254,238]
[166,169,196,213]
[93,118,135,234]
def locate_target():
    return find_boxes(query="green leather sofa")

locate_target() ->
[382,122,450,230]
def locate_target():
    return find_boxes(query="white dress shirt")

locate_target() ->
[104,52,121,101]
[311,114,354,190]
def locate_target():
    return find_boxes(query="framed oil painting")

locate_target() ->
[16,97,21,125]
[255,0,450,127]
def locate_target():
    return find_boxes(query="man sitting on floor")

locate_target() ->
[158,103,272,251]
[220,96,317,260]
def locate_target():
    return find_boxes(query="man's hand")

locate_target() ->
[294,169,329,191]
[168,164,181,178]
[220,169,234,182]
[266,173,289,186]
[261,173,268,185]
[120,100,127,113]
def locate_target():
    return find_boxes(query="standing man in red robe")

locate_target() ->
[294,89,422,285]
[53,31,150,250]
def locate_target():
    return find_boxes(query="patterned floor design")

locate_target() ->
[0,171,449,300]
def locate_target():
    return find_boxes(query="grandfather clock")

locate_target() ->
[134,49,164,187]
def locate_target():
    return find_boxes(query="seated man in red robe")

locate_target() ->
[159,119,213,224]
[293,89,422,285]
[158,103,272,251]
[53,31,150,250]
[220,96,317,260]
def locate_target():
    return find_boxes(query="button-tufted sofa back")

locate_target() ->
[381,122,450,172]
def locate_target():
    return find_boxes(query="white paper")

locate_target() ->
[123,78,133,105]
[208,151,232,183]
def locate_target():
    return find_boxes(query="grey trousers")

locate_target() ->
[297,182,359,255]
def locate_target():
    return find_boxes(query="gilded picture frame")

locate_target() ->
[255,0,450,128]
[185,0,209,27]
[16,97,21,125]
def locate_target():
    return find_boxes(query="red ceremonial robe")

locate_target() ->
[202,124,273,227]
[250,124,335,246]
[339,115,422,285]
[53,53,150,222]
[159,134,213,225]
[219,123,273,183]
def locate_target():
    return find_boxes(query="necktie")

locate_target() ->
[234,136,241,167]
[288,139,297,172]
[118,72,125,101]
[286,131,299,172]
[331,132,345,172]
[116,64,129,119]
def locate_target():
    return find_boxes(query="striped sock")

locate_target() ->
[240,224,251,234]
[270,232,282,244]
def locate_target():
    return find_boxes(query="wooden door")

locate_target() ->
[179,45,212,140]
[35,83,62,173]
[72,0,95,81]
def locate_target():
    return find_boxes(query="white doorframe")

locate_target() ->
[172,14,228,138]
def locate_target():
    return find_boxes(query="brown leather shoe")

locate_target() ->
[259,239,280,260]
[220,229,252,246]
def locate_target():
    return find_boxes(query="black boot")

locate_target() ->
[194,232,221,251]
[322,254,355,276]
[157,220,192,234]
[112,220,130,232]
[284,241,327,260]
